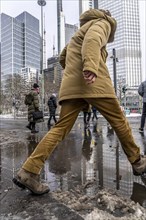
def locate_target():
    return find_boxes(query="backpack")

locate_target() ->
[24,93,34,105]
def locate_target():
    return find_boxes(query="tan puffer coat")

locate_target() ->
[28,90,39,122]
[59,9,117,104]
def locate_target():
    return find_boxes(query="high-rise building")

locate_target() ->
[79,0,142,89]
[79,0,98,15]
[65,24,78,45]
[1,12,40,87]
[57,0,78,54]
[98,0,142,88]
[57,0,63,54]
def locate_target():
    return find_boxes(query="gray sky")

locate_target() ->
[1,0,146,79]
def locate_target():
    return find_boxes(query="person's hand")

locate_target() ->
[83,71,97,84]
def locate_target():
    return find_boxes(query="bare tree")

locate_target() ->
[1,74,30,113]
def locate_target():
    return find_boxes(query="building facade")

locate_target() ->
[65,23,78,45]
[98,0,142,89]
[1,12,40,87]
[79,0,142,89]
[79,0,98,16]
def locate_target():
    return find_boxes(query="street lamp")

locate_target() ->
[110,48,119,95]
[37,0,46,113]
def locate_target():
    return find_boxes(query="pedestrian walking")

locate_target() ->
[25,83,40,134]
[47,94,57,129]
[83,104,92,128]
[92,105,98,121]
[138,80,146,133]
[13,9,146,195]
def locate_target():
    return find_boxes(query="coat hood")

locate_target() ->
[79,9,117,43]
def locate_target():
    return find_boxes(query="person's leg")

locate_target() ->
[13,99,87,194]
[26,122,32,130]
[87,112,91,122]
[22,99,87,174]
[53,115,57,123]
[83,112,87,124]
[140,103,146,130]
[31,122,38,133]
[94,110,98,120]
[85,98,140,164]
[48,115,52,126]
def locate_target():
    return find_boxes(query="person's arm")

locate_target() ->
[81,20,111,84]
[59,44,68,69]
[53,99,57,108]
[138,83,144,97]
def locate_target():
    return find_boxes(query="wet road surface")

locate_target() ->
[0,116,146,209]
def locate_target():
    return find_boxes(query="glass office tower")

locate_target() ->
[1,12,40,86]
[79,0,142,88]
[98,0,142,88]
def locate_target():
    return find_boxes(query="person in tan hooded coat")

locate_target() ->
[13,9,146,195]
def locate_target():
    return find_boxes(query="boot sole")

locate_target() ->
[12,178,50,195]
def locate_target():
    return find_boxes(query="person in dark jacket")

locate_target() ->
[26,83,40,133]
[47,94,57,128]
[138,80,146,133]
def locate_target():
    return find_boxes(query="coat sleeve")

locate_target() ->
[59,44,68,69]
[138,83,144,97]
[81,20,111,76]
[33,92,39,110]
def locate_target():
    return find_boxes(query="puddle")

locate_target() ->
[0,117,146,208]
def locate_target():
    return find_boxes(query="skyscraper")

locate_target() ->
[79,0,142,88]
[57,0,64,54]
[79,0,98,15]
[57,0,78,54]
[98,0,142,88]
[1,12,40,86]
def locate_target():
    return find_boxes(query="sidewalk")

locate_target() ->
[1,188,83,220]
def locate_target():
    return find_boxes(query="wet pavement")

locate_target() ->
[0,115,146,219]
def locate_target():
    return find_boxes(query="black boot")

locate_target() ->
[26,122,32,130]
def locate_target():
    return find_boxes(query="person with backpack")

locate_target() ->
[47,94,57,129]
[25,83,40,133]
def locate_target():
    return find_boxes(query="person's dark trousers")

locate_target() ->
[48,115,57,126]
[140,102,146,129]
[26,122,32,130]
[92,110,98,121]
[83,112,91,124]
[31,122,38,133]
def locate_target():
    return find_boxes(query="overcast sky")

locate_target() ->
[1,0,146,79]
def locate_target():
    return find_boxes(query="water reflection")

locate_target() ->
[82,128,92,161]
[1,118,146,207]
